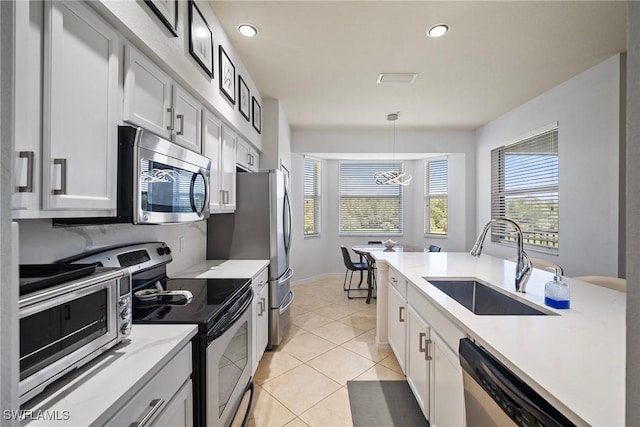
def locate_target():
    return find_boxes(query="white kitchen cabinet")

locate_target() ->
[42,0,120,211]
[108,342,193,426]
[12,0,42,217]
[431,331,465,427]
[124,44,202,153]
[202,110,236,213]
[407,304,431,420]
[236,137,260,172]
[252,266,270,373]
[387,270,407,374]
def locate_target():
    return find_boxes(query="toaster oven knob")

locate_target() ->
[120,306,131,319]
[121,322,132,335]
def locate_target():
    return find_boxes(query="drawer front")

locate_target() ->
[388,268,407,298]
[107,342,192,426]
[252,266,269,294]
[408,285,465,354]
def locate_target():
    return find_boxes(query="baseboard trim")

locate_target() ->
[291,272,343,287]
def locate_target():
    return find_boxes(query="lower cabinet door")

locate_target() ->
[432,332,465,427]
[152,379,194,427]
[407,305,430,420]
[387,284,406,373]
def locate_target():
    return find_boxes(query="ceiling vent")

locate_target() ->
[377,73,418,84]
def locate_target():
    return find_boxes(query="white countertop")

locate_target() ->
[22,324,197,427]
[373,251,625,427]
[172,259,269,279]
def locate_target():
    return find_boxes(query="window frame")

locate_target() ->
[491,126,559,254]
[338,160,404,236]
[303,156,321,237]
[424,157,448,237]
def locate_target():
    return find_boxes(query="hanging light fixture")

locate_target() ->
[374,112,413,186]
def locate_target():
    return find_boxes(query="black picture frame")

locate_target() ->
[144,0,178,37]
[219,46,236,104]
[188,0,214,78]
[238,75,250,121]
[252,97,261,134]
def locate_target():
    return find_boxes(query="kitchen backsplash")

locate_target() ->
[17,219,206,275]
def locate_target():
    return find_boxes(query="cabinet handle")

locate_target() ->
[52,158,67,195]
[425,339,433,361]
[176,114,184,135]
[129,398,165,427]
[391,277,398,283]
[220,190,225,205]
[167,107,175,130]
[17,151,34,193]
[399,306,405,322]
[419,332,427,353]
[223,190,229,205]
[247,153,252,165]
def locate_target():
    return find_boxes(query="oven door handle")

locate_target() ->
[207,289,253,343]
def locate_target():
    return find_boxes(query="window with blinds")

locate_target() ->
[303,157,321,236]
[425,158,448,235]
[491,128,559,252]
[339,161,403,235]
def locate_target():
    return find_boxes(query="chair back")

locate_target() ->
[340,246,356,270]
[428,245,441,252]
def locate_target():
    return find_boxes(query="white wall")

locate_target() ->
[627,2,640,423]
[289,129,476,282]
[475,55,624,277]
[18,220,206,276]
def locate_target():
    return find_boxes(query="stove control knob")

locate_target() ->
[164,247,172,255]
[120,322,131,336]
[157,247,165,256]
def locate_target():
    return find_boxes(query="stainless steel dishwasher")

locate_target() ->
[459,338,576,427]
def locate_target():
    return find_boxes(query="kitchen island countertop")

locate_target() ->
[372,251,625,427]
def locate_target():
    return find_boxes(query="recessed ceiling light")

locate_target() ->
[238,24,259,38]
[427,24,449,38]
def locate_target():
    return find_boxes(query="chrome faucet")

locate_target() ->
[470,218,533,293]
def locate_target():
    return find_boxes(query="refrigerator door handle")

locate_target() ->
[278,290,295,314]
[272,267,294,284]
[283,188,292,252]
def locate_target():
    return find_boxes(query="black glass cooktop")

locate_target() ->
[132,278,251,332]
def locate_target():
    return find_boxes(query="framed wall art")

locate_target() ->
[238,75,250,121]
[188,0,214,78]
[145,0,178,36]
[219,46,236,104]
[252,96,261,134]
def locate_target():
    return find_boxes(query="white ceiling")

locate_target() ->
[210,1,627,131]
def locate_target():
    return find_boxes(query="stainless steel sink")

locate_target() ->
[427,279,554,316]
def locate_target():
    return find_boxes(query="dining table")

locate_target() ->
[350,244,427,303]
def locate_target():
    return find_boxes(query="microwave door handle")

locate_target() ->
[190,168,209,217]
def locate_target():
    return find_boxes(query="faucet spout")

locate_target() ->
[470,218,533,293]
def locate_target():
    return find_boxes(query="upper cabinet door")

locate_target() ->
[220,127,237,212]
[172,85,202,153]
[42,1,120,210]
[203,109,222,212]
[123,44,172,140]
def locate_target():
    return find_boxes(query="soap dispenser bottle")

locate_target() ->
[544,268,570,309]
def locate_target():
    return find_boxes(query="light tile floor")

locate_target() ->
[247,277,405,427]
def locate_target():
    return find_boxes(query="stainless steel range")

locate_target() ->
[65,242,254,427]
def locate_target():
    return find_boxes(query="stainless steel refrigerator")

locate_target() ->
[207,169,294,347]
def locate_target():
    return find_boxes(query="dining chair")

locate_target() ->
[575,276,626,292]
[428,245,441,252]
[340,246,368,298]
[363,252,377,304]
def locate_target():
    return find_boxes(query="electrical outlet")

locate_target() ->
[179,236,185,253]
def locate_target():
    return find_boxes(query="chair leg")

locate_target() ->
[357,269,364,288]
[347,269,368,300]
[343,269,350,291]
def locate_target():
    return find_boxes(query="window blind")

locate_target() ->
[303,157,321,236]
[491,128,559,252]
[339,161,403,234]
[424,158,448,235]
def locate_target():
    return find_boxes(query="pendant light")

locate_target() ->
[374,113,412,186]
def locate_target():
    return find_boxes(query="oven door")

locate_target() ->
[19,279,119,403]
[133,129,210,224]
[206,295,253,427]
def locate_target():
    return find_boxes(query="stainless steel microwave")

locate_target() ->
[55,126,211,225]
[19,268,132,404]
